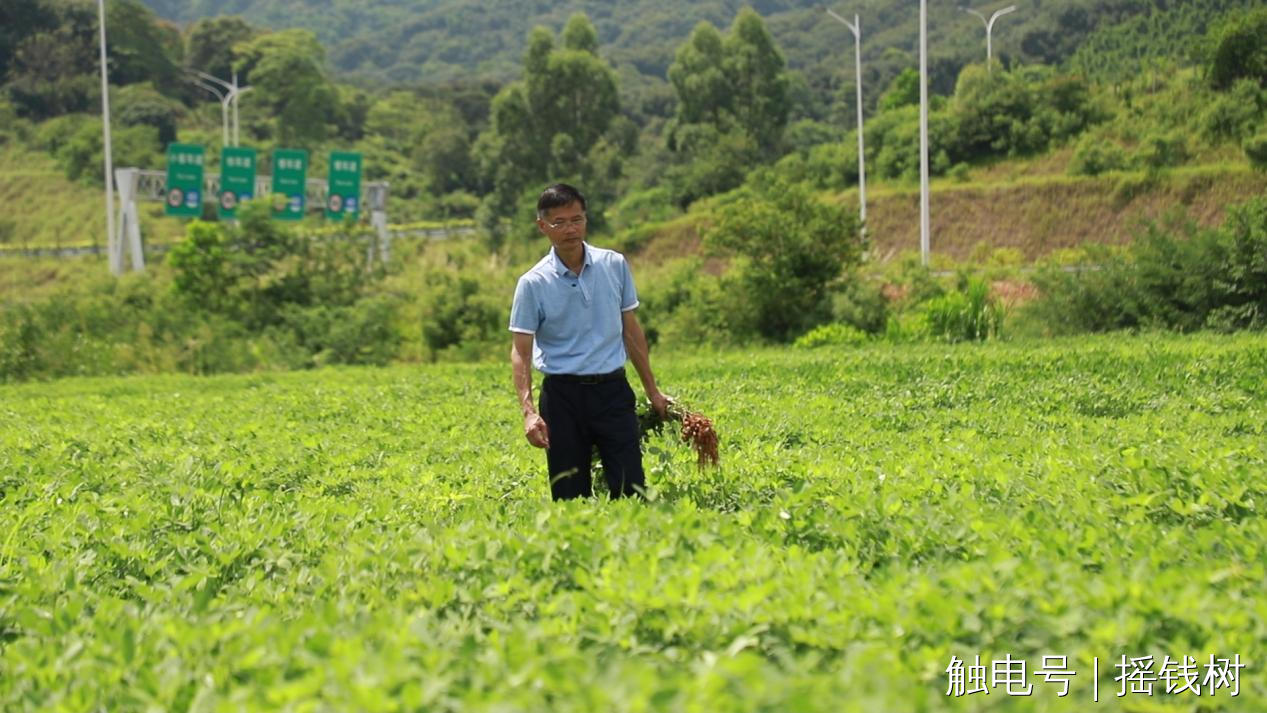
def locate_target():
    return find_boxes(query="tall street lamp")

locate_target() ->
[187,74,229,147]
[919,0,930,266]
[825,8,867,236]
[184,69,252,147]
[962,4,1017,74]
[97,0,118,274]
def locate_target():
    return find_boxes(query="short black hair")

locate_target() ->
[537,183,587,217]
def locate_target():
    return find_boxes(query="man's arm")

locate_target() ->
[622,309,669,418]
[512,332,549,448]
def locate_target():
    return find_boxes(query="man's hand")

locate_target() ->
[524,411,550,449]
[648,390,670,420]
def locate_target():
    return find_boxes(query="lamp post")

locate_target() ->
[184,69,251,147]
[919,0,930,266]
[961,4,1017,74]
[825,8,867,236]
[229,72,253,146]
[97,0,118,274]
[187,75,229,147]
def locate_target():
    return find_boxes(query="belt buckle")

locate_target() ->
[579,374,601,385]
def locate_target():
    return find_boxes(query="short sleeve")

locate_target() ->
[619,256,639,312]
[509,277,539,334]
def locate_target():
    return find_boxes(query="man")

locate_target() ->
[510,183,669,500]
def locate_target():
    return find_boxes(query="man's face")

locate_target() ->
[537,201,588,251]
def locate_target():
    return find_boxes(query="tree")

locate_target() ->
[105,0,181,93]
[665,10,792,205]
[1208,8,1267,90]
[113,82,184,144]
[706,172,863,341]
[5,2,97,119]
[0,0,58,83]
[668,10,790,155]
[723,8,789,156]
[878,68,920,111]
[523,14,620,173]
[667,22,731,128]
[1246,134,1267,172]
[474,13,622,240]
[234,29,338,146]
[185,16,257,83]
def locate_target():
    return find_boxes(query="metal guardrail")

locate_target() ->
[0,225,477,259]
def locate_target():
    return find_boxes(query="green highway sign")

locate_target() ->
[325,151,363,220]
[218,146,256,220]
[163,143,205,218]
[271,148,308,221]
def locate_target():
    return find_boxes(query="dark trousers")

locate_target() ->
[539,372,645,500]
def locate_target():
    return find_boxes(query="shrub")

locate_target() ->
[792,323,868,349]
[922,279,1003,342]
[705,171,863,341]
[666,124,760,208]
[418,269,506,361]
[829,277,888,334]
[112,83,184,145]
[1245,134,1267,171]
[883,311,929,343]
[635,258,733,348]
[1207,7,1267,90]
[782,119,841,154]
[1205,197,1267,330]
[1134,131,1189,170]
[1026,197,1267,334]
[281,295,403,367]
[169,199,379,327]
[0,275,270,380]
[34,114,90,154]
[51,119,161,184]
[1200,79,1265,143]
[1069,134,1128,176]
[950,66,1102,163]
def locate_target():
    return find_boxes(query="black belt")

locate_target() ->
[544,368,626,385]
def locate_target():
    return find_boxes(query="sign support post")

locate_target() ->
[114,167,144,271]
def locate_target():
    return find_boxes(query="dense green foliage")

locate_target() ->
[129,0,1252,120]
[1027,197,1267,334]
[703,174,861,341]
[4,0,1264,223]
[0,201,402,381]
[472,14,626,240]
[2,335,1266,710]
[1207,6,1267,90]
[1068,0,1260,84]
[664,11,791,206]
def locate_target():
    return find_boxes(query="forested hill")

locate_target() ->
[138,0,1247,95]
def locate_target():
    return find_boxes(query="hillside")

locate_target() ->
[138,0,1256,113]
[9,145,1262,265]
[620,164,1267,270]
[0,146,183,254]
[857,164,1267,262]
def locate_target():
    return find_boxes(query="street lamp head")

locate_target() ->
[961,6,988,24]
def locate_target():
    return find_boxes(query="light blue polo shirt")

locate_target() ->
[509,243,639,375]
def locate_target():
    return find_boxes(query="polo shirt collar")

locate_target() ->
[550,242,592,276]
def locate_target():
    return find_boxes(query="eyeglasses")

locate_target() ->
[543,215,587,230]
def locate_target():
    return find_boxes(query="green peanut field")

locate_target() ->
[1,333,1264,712]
